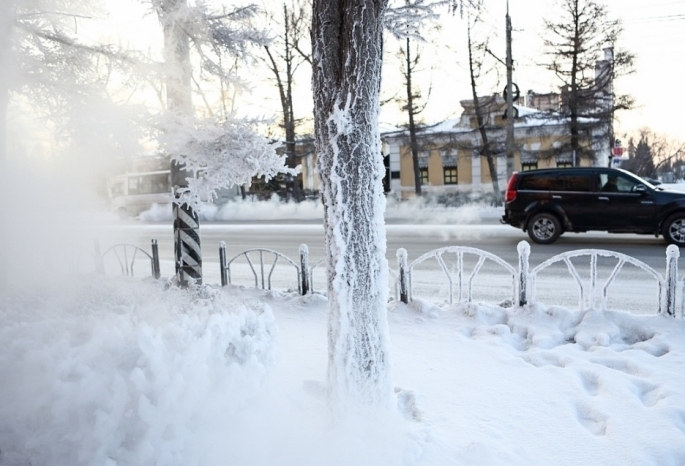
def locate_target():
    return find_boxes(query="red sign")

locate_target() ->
[611,146,624,156]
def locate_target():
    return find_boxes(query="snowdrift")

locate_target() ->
[1,279,684,465]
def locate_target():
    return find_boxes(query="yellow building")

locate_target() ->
[382,96,609,199]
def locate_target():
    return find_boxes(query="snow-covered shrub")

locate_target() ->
[0,277,276,466]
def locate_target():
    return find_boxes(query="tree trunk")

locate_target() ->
[312,0,393,410]
[405,38,422,196]
[570,0,580,163]
[158,0,201,286]
[467,23,501,206]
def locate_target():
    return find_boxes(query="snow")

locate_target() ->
[1,276,684,465]
[138,195,503,223]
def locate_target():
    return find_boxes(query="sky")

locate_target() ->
[204,0,685,143]
[7,0,684,165]
[376,0,685,142]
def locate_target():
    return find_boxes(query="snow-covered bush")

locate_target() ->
[0,277,276,465]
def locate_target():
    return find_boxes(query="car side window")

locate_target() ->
[599,173,638,193]
[519,175,555,190]
[553,174,591,192]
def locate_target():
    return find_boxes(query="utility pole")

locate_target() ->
[505,0,515,180]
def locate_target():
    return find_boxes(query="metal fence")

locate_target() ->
[216,241,681,318]
[78,238,683,318]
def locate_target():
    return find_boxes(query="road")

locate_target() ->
[101,217,672,269]
[95,218,675,315]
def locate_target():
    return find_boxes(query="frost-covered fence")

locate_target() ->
[528,245,679,316]
[219,243,308,294]
[101,240,161,279]
[401,241,681,317]
[397,245,518,305]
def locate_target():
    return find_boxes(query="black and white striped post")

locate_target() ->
[173,198,202,287]
[171,158,202,287]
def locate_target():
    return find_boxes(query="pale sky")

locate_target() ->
[378,0,685,142]
[99,0,685,142]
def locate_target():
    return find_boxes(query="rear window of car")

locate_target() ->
[519,174,555,190]
[554,174,592,192]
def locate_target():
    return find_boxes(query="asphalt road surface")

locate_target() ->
[101,218,673,273]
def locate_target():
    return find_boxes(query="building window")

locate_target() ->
[521,162,538,171]
[556,161,573,168]
[420,167,429,185]
[391,171,400,179]
[418,151,430,168]
[441,149,457,166]
[443,167,458,184]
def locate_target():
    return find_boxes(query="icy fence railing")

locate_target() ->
[59,240,161,278]
[397,241,681,317]
[219,243,309,294]
[216,240,681,317]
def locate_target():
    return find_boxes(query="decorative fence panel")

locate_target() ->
[79,237,682,318]
[399,246,518,305]
[219,243,307,293]
[398,241,680,317]
[101,243,159,278]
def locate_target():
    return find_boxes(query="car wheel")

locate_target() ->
[527,213,562,245]
[117,207,130,220]
[662,213,685,246]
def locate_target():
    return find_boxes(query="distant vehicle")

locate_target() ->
[643,177,662,186]
[501,167,685,245]
[662,172,676,184]
[108,170,240,219]
[108,170,173,219]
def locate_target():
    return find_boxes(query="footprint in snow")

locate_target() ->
[521,351,567,369]
[630,380,665,408]
[589,357,647,378]
[575,402,608,436]
[578,371,601,397]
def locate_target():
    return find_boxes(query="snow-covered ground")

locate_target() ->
[1,277,684,466]
[2,167,684,465]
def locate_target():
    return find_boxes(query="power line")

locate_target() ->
[623,14,685,23]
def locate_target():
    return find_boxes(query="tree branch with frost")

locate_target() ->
[159,114,297,208]
[385,0,443,41]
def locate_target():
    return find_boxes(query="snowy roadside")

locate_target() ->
[137,195,504,224]
[1,278,684,465]
[132,181,685,224]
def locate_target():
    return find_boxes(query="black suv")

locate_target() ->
[501,167,685,245]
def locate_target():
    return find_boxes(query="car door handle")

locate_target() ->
[552,195,562,199]
[598,196,610,201]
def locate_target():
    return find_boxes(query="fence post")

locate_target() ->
[397,248,409,304]
[517,241,530,306]
[151,239,161,279]
[664,244,679,317]
[219,241,228,287]
[93,239,104,274]
[299,244,309,295]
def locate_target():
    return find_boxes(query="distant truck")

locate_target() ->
[108,170,238,219]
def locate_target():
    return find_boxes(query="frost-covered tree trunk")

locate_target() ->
[156,0,202,286]
[312,0,394,410]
